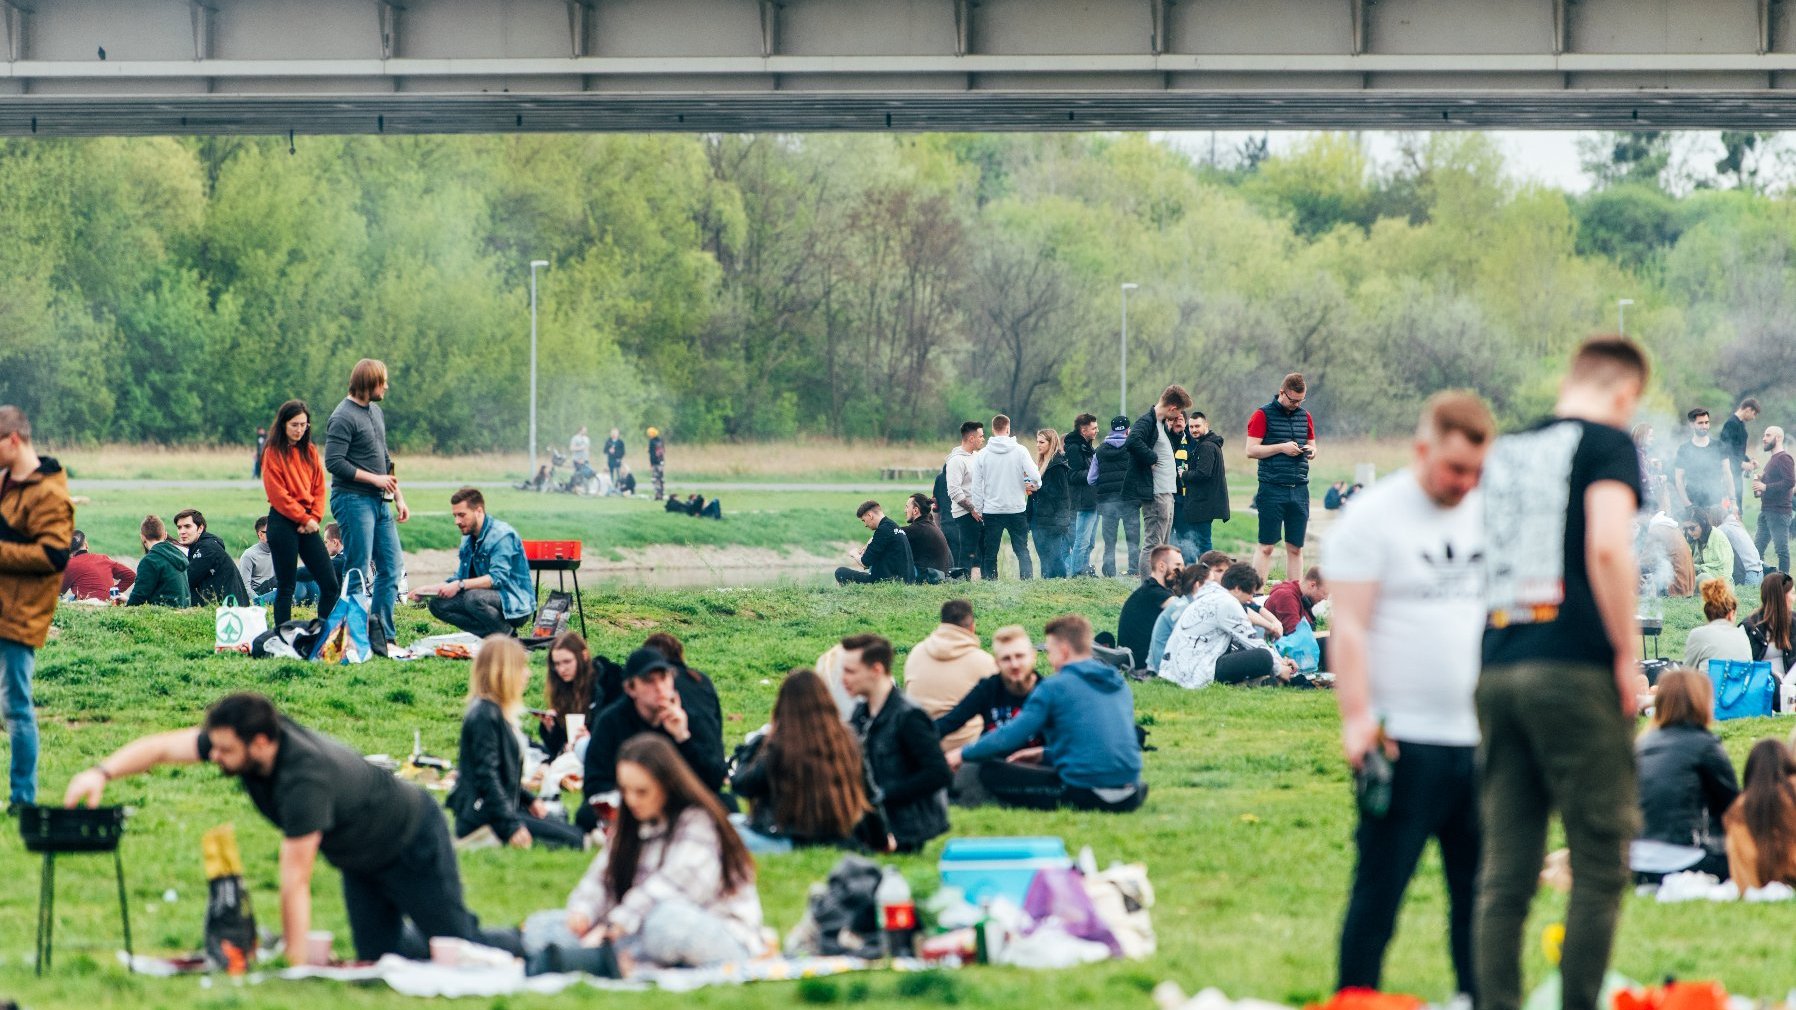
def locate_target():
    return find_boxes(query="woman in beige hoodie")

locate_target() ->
[900,599,997,751]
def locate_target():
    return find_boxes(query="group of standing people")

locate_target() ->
[561,425,664,500]
[929,380,1251,584]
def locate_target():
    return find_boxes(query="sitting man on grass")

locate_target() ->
[238,516,277,603]
[64,692,520,965]
[408,487,534,638]
[842,633,953,852]
[61,530,135,602]
[175,508,248,606]
[836,500,915,586]
[125,515,190,608]
[938,624,1044,807]
[576,646,729,832]
[960,614,1147,813]
[1117,544,1180,668]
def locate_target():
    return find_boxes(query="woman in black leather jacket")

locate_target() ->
[1635,668,1739,879]
[447,636,585,850]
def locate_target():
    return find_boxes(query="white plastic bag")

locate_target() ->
[214,598,269,654]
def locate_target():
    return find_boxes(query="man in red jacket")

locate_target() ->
[61,530,136,602]
[1264,567,1328,636]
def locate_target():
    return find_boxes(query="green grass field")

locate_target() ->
[6,579,1796,1010]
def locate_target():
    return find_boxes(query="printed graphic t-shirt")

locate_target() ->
[1482,417,1643,669]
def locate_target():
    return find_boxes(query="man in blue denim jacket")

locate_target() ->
[408,487,534,637]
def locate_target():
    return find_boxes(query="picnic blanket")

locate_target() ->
[280,953,897,997]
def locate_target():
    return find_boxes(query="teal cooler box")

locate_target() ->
[938,837,1072,906]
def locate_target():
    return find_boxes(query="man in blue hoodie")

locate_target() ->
[961,613,1146,813]
[408,487,534,637]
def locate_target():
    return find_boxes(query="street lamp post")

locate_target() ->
[529,259,549,480]
[1618,298,1634,338]
[1120,282,1139,417]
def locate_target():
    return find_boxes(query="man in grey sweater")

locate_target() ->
[325,358,410,644]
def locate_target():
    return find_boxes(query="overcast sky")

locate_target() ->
[1157,130,1594,192]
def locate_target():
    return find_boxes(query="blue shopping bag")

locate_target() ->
[1707,658,1774,721]
[1276,618,1322,674]
[311,568,372,665]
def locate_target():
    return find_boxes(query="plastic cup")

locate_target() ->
[306,930,333,965]
[565,713,585,740]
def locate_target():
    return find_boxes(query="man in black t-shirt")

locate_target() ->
[64,693,512,965]
[1116,544,1179,667]
[1673,407,1728,509]
[1476,338,1649,1010]
[1718,397,1759,511]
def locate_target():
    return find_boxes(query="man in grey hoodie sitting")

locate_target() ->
[961,613,1147,813]
[971,414,1041,580]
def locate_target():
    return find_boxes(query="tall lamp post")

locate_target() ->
[1120,282,1139,417]
[1618,298,1634,338]
[529,259,549,478]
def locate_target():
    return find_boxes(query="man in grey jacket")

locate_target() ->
[238,516,276,600]
[972,414,1041,580]
[325,358,410,644]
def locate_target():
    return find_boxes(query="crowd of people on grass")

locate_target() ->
[519,425,663,500]
[7,335,1796,1003]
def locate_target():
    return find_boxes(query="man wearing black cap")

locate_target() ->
[576,646,727,831]
[1090,415,1142,578]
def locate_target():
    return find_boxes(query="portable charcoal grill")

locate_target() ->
[19,805,133,975]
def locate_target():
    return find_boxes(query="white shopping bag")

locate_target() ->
[214,597,270,654]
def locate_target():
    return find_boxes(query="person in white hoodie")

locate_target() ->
[944,420,987,579]
[972,414,1042,580]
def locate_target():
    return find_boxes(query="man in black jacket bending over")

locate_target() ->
[842,633,951,852]
[836,500,914,585]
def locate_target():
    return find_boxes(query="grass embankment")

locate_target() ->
[64,485,1271,577]
[7,583,1796,1009]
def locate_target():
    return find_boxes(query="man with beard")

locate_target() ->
[64,693,516,965]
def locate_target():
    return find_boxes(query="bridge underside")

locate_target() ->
[8,1,1796,135]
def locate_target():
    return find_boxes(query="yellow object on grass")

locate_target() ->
[1541,922,1564,966]
[202,823,245,880]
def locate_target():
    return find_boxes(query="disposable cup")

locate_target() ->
[429,936,463,966]
[565,713,586,740]
[306,930,333,965]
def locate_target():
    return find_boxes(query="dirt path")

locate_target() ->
[403,543,854,587]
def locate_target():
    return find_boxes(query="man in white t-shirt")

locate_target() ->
[1325,390,1496,1002]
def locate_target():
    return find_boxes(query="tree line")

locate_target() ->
[0,130,1787,453]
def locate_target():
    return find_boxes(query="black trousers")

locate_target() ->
[976,761,1146,813]
[341,807,519,961]
[980,511,1033,580]
[835,567,878,586]
[266,509,341,627]
[953,513,982,576]
[1215,648,1275,684]
[428,589,517,637]
[458,811,586,850]
[1337,741,1479,998]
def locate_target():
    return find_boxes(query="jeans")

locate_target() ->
[1070,509,1099,575]
[1170,522,1209,564]
[428,588,517,638]
[1,638,37,805]
[1032,521,1071,579]
[1096,498,1141,577]
[729,812,796,855]
[331,489,403,642]
[981,511,1033,580]
[458,812,585,850]
[341,806,499,962]
[1338,742,1479,997]
[267,509,341,627]
[651,463,666,501]
[953,513,982,576]
[1757,510,1792,573]
[974,761,1146,813]
[1475,661,1636,1010]
[1140,493,1175,572]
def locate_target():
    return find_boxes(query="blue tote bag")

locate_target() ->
[1707,658,1775,721]
[311,568,372,665]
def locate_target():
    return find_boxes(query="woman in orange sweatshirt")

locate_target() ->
[262,400,341,625]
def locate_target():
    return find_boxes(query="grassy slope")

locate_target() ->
[6,583,1795,1009]
[66,487,1272,569]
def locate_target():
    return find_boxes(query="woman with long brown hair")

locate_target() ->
[1724,738,1796,890]
[538,631,596,756]
[260,399,341,625]
[561,734,764,969]
[730,668,879,853]
[1743,571,1796,690]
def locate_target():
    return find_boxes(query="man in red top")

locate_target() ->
[1245,373,1319,580]
[60,530,136,601]
[1264,567,1328,636]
